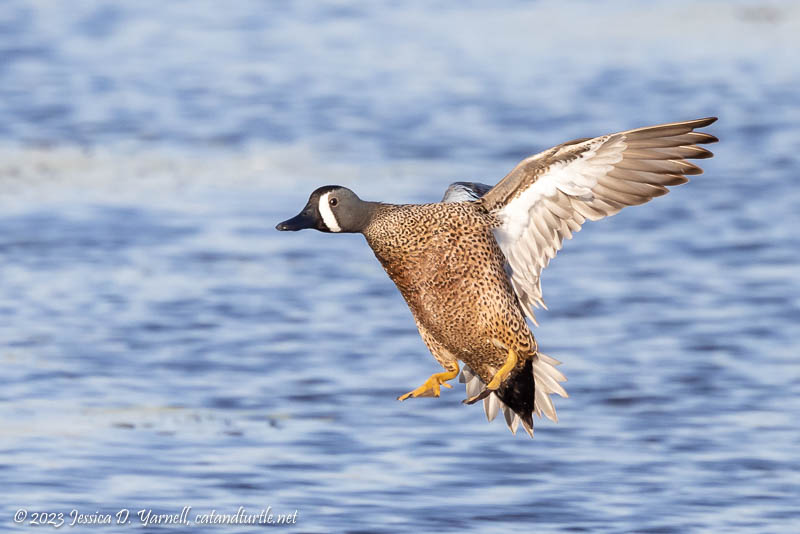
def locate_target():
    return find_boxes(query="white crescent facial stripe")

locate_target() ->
[318,192,341,232]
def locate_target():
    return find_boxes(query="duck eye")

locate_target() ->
[329,197,338,207]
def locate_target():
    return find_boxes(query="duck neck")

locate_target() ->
[350,200,385,234]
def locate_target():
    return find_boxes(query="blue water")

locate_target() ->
[2,1,799,532]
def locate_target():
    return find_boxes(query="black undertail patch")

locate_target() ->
[496,358,535,429]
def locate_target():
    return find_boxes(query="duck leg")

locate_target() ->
[398,361,459,401]
[486,346,519,390]
[463,342,519,404]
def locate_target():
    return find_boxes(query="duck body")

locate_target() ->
[363,202,534,387]
[277,117,718,437]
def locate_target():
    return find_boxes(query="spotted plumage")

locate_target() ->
[276,117,718,437]
[363,202,534,373]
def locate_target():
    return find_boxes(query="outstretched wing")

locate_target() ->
[480,117,718,324]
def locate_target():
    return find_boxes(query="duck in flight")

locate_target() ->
[276,117,718,436]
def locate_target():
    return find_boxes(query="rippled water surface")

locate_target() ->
[2,1,799,532]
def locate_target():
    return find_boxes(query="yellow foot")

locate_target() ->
[462,344,519,405]
[486,346,519,390]
[398,363,459,401]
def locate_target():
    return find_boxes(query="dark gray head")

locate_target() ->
[275,185,375,234]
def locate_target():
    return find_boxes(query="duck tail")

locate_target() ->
[459,353,568,437]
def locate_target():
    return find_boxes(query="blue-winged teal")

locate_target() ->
[277,117,718,436]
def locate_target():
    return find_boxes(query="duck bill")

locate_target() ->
[276,211,315,231]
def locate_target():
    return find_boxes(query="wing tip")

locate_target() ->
[692,117,718,145]
[695,116,718,127]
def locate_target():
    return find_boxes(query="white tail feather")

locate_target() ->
[537,353,562,366]
[504,405,517,433]
[459,352,568,437]
[466,375,483,399]
[532,352,568,423]
[533,364,568,399]
[458,365,474,384]
[484,392,501,422]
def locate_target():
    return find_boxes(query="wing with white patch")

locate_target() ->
[480,117,718,323]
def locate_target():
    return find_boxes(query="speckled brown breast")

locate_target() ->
[362,201,536,382]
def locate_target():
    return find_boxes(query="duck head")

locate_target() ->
[276,185,374,234]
